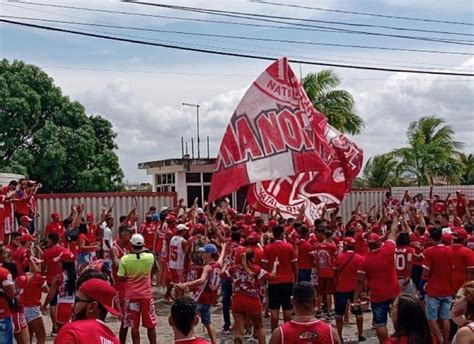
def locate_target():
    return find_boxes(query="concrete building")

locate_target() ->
[138,157,246,209]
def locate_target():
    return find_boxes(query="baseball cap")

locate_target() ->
[78,278,120,317]
[367,233,381,245]
[130,234,145,246]
[453,227,468,239]
[166,215,177,223]
[247,232,260,243]
[160,206,169,212]
[151,214,160,221]
[86,213,94,221]
[442,233,453,245]
[343,237,356,246]
[177,224,188,231]
[198,244,218,255]
[20,215,33,223]
[456,190,462,194]
[371,224,381,233]
[19,233,35,244]
[51,213,61,221]
[196,208,204,215]
[195,223,205,234]
[53,250,75,263]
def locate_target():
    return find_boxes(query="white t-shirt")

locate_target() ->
[102,226,112,251]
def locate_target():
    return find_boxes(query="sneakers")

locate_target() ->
[315,310,322,318]
[358,335,366,342]
[244,331,253,339]
[221,327,232,335]
[51,328,58,337]
[325,312,335,320]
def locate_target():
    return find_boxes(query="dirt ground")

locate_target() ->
[42,288,393,343]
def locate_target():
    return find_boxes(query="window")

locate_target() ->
[186,172,201,183]
[187,186,202,207]
[203,173,212,183]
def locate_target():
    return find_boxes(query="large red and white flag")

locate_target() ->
[247,126,363,224]
[208,57,333,202]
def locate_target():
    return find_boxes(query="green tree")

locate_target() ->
[362,154,400,187]
[393,116,464,186]
[459,153,474,185]
[0,59,124,192]
[302,70,364,135]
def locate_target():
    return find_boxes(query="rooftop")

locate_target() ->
[138,157,216,170]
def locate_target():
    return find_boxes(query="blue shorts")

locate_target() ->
[297,269,312,282]
[24,306,42,323]
[0,316,13,344]
[371,299,392,328]
[425,295,452,320]
[196,303,211,325]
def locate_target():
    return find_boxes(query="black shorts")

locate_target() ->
[334,290,362,316]
[268,283,293,311]
[47,283,58,306]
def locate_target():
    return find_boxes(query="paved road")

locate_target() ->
[43,289,392,343]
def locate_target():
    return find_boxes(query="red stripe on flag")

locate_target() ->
[208,164,249,202]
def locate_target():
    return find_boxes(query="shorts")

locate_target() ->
[425,295,452,321]
[398,278,416,296]
[3,216,12,235]
[317,277,336,295]
[24,306,42,323]
[334,291,361,317]
[0,317,13,344]
[268,283,293,311]
[56,302,73,324]
[371,299,392,328]
[124,298,156,329]
[113,291,126,322]
[196,303,211,325]
[77,252,92,266]
[311,268,318,285]
[297,269,312,282]
[170,268,186,284]
[232,294,262,317]
[12,312,27,334]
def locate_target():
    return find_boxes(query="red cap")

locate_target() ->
[51,213,60,221]
[227,208,237,217]
[343,237,356,246]
[244,213,253,222]
[453,227,468,240]
[268,219,278,228]
[19,233,35,243]
[367,233,381,245]
[20,215,33,223]
[78,278,120,317]
[166,215,177,223]
[442,233,453,245]
[53,250,75,263]
[195,223,205,235]
[168,211,177,217]
[247,232,260,243]
[86,213,94,221]
[371,225,381,233]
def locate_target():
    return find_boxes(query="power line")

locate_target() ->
[6,2,473,56]
[249,0,474,26]
[1,18,473,77]
[37,65,474,81]
[127,2,474,46]
[2,15,466,69]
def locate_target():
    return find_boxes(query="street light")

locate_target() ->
[182,103,200,158]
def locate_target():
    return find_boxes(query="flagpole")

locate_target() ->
[182,102,201,159]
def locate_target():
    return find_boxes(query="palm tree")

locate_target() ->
[459,153,474,185]
[302,70,364,135]
[393,116,464,186]
[362,154,400,187]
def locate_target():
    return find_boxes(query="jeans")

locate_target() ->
[0,317,13,344]
[425,295,452,320]
[221,279,232,330]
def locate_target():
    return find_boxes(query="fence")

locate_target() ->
[340,189,388,222]
[392,185,474,201]
[35,192,177,234]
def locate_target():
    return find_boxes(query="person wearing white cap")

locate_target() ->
[116,234,156,344]
[168,224,189,298]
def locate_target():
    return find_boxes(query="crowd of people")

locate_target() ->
[0,179,474,344]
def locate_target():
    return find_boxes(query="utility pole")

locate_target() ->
[182,102,200,158]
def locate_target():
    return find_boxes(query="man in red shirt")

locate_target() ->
[0,180,17,242]
[316,229,337,320]
[169,297,211,344]
[45,213,66,243]
[0,266,16,344]
[262,225,297,331]
[451,228,474,294]
[452,190,467,218]
[355,214,400,344]
[422,227,454,344]
[55,278,120,343]
[138,214,157,250]
[395,232,415,295]
[295,226,314,283]
[334,237,365,342]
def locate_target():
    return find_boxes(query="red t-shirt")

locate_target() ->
[316,242,337,278]
[14,191,30,215]
[174,338,211,344]
[395,246,415,278]
[262,240,296,284]
[451,198,467,218]
[354,231,369,256]
[0,267,14,318]
[0,186,13,218]
[359,240,400,302]
[43,245,65,284]
[296,239,315,270]
[46,222,66,241]
[14,247,29,276]
[433,201,447,214]
[410,233,426,266]
[334,251,364,292]
[17,272,46,307]
[423,244,454,297]
[224,240,242,265]
[139,223,156,250]
[192,262,221,305]
[78,233,95,253]
[225,264,270,299]
[87,224,98,242]
[279,319,334,344]
[55,319,120,344]
[450,244,474,293]
[235,245,264,267]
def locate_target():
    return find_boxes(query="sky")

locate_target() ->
[1,0,473,183]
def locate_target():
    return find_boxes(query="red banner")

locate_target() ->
[208,57,333,202]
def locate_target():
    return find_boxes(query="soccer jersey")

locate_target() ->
[0,267,14,318]
[117,251,154,300]
[278,319,334,344]
[423,244,454,297]
[174,338,211,344]
[395,246,415,279]
[169,235,186,270]
[450,244,474,293]
[297,239,315,270]
[225,264,270,299]
[55,319,120,344]
[262,240,296,284]
[334,251,364,292]
[139,223,156,250]
[16,272,46,307]
[316,242,337,278]
[42,245,65,284]
[192,262,221,305]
